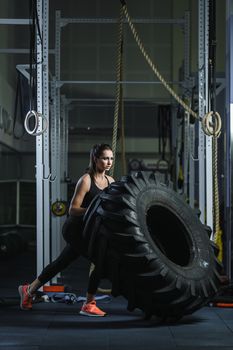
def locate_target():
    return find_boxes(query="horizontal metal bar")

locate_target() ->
[0,179,35,183]
[66,97,173,103]
[0,17,185,26]
[0,224,36,228]
[0,18,30,25]
[58,80,182,86]
[68,103,168,108]
[0,48,29,54]
[0,48,55,54]
[61,17,185,25]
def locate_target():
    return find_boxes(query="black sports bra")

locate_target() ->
[81,175,109,209]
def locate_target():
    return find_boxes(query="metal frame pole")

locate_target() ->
[183,12,191,198]
[60,95,68,204]
[183,11,195,209]
[198,0,206,223]
[50,77,61,281]
[35,0,44,278]
[225,0,233,279]
[198,0,211,226]
[204,0,213,232]
[60,95,68,248]
[50,11,62,280]
[36,0,50,276]
[42,0,50,269]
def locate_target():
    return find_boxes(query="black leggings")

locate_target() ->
[37,215,106,295]
[37,243,81,285]
[86,234,108,294]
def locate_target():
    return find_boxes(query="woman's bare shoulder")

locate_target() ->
[76,173,91,188]
[81,173,91,182]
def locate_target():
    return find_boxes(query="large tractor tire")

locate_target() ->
[83,171,222,321]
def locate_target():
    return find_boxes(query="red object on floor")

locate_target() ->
[43,285,65,292]
[214,303,233,308]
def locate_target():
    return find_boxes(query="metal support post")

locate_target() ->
[175,12,192,199]
[198,0,212,226]
[183,12,190,198]
[50,12,62,281]
[50,78,61,280]
[189,123,196,208]
[225,0,233,279]
[36,0,50,276]
[60,95,68,206]
[179,13,191,199]
[60,96,68,249]
[204,1,214,232]
[183,12,191,85]
[198,0,206,223]
[184,12,195,208]
[183,110,189,197]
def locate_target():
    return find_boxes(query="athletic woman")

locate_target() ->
[18,144,114,316]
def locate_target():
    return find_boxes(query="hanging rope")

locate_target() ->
[212,131,222,261]
[119,0,222,138]
[120,0,223,255]
[119,21,127,175]
[120,84,127,175]
[110,4,124,176]
[92,3,126,294]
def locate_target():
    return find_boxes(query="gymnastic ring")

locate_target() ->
[201,111,222,138]
[24,110,48,136]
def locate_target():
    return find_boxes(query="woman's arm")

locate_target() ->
[68,174,91,216]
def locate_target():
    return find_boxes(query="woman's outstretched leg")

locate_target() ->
[18,244,79,310]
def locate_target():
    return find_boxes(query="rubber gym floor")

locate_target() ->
[1,249,233,350]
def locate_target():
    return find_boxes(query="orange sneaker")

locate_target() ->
[80,300,106,317]
[18,284,33,310]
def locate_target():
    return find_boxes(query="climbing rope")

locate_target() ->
[120,86,127,175]
[212,119,223,261]
[118,17,127,175]
[110,4,124,177]
[120,0,222,138]
[121,2,197,121]
[120,0,222,254]
[95,4,126,293]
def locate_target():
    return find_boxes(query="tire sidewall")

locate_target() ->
[136,184,213,280]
